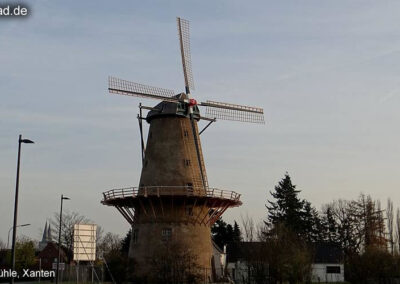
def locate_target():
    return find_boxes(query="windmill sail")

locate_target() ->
[202,100,265,124]
[177,17,195,93]
[108,76,178,102]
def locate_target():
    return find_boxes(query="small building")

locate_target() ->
[226,242,269,284]
[211,240,227,281]
[37,242,68,270]
[225,242,345,284]
[311,242,344,283]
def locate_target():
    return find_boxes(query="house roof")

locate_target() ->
[37,242,67,261]
[226,241,343,264]
[313,242,343,264]
[226,242,267,263]
[212,240,223,254]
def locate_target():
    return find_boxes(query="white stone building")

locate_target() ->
[311,243,344,283]
[224,242,345,284]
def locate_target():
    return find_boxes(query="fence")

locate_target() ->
[103,186,241,202]
[57,263,105,283]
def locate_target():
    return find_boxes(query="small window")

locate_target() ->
[184,159,191,166]
[326,266,340,274]
[186,183,194,194]
[184,130,189,137]
[132,229,139,244]
[161,228,172,242]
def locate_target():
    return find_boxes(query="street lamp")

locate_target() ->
[56,195,70,284]
[7,224,30,249]
[11,135,34,284]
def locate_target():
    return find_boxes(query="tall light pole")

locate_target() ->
[7,224,30,249]
[56,195,70,284]
[11,135,34,284]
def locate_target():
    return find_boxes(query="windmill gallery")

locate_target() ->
[101,17,264,281]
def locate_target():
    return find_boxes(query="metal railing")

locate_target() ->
[102,186,241,202]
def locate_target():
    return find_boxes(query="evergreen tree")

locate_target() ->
[321,205,339,243]
[212,218,242,248]
[302,201,326,242]
[233,221,242,242]
[212,218,229,249]
[265,173,306,236]
[226,224,234,241]
[121,229,131,254]
[302,201,317,242]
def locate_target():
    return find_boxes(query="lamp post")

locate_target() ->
[7,224,30,249]
[56,195,70,284]
[11,135,34,284]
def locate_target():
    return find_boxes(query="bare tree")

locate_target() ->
[0,239,6,251]
[240,213,256,242]
[149,240,203,284]
[96,225,104,254]
[327,199,361,254]
[262,223,312,284]
[97,232,121,259]
[351,194,387,251]
[396,208,400,253]
[325,195,388,255]
[256,221,267,242]
[387,198,394,254]
[376,200,386,248]
[51,210,91,259]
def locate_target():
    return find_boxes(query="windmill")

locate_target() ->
[102,17,264,281]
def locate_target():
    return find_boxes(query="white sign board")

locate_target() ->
[73,224,97,261]
[52,263,65,270]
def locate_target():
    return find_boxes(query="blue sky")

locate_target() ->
[2,0,400,241]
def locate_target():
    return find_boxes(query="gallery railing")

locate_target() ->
[102,186,241,202]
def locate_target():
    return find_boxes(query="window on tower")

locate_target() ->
[186,183,194,195]
[161,228,172,242]
[184,159,191,166]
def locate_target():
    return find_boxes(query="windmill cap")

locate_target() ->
[146,93,200,122]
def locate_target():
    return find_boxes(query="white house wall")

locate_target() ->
[311,263,344,283]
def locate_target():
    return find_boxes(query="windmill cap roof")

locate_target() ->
[146,93,200,122]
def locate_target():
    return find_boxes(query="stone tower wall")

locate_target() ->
[131,116,212,279]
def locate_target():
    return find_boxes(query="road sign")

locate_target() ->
[52,262,65,270]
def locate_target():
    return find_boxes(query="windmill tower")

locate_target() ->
[102,17,264,281]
